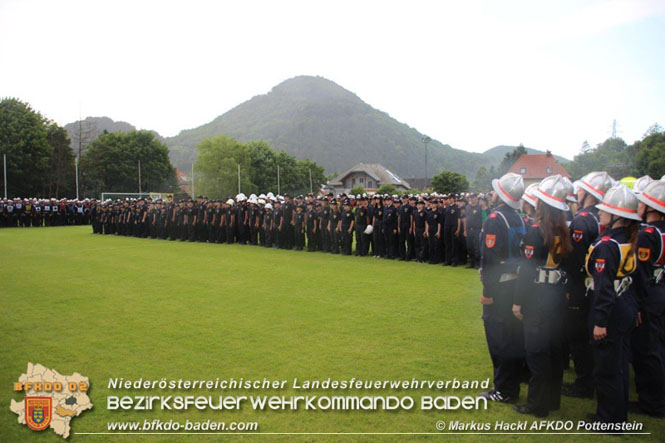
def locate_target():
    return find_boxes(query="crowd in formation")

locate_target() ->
[0,198,93,227]
[89,191,489,266]
[4,170,665,430]
[478,171,665,429]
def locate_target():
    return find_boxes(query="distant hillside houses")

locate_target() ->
[328,163,411,194]
[508,152,571,186]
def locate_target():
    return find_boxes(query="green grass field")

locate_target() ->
[1,226,663,442]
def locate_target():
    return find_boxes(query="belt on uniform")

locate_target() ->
[499,273,518,283]
[585,276,632,296]
[535,268,567,285]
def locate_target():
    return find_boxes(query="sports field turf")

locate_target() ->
[1,226,663,442]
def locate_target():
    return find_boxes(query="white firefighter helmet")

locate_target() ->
[521,183,538,208]
[633,175,654,195]
[595,184,641,221]
[579,171,614,201]
[532,175,570,211]
[637,180,665,214]
[561,176,576,203]
[491,173,524,209]
[364,225,373,235]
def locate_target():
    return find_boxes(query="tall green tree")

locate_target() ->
[431,170,469,194]
[567,137,629,179]
[248,140,278,192]
[633,132,665,179]
[297,158,326,194]
[195,135,253,199]
[45,123,75,197]
[0,98,52,197]
[81,130,175,197]
[472,166,492,192]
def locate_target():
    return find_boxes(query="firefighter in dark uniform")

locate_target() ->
[464,193,483,269]
[260,203,271,247]
[329,199,341,254]
[294,203,306,250]
[341,199,354,255]
[371,195,384,258]
[512,175,572,417]
[382,197,396,259]
[480,173,526,403]
[398,194,413,260]
[281,194,294,250]
[584,184,640,425]
[631,180,665,417]
[412,199,427,263]
[561,171,615,399]
[306,201,317,251]
[444,195,460,266]
[225,199,236,244]
[272,200,282,248]
[353,197,369,256]
[425,198,441,264]
[319,198,330,252]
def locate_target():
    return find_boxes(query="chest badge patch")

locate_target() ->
[638,247,650,262]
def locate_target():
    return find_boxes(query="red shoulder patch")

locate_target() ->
[489,212,498,219]
[524,245,535,259]
[532,223,539,228]
[572,229,584,242]
[485,234,496,248]
[644,227,655,234]
[580,212,588,217]
[601,236,611,242]
[595,259,605,273]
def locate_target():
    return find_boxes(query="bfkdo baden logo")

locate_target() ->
[10,363,93,439]
[25,397,52,431]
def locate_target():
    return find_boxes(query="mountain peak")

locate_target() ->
[268,75,360,103]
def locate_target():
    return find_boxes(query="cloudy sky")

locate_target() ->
[1,0,664,158]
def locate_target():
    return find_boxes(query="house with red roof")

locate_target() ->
[508,152,571,186]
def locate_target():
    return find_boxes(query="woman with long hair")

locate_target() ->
[585,183,641,425]
[512,175,573,417]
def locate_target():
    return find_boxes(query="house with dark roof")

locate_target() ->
[508,152,571,186]
[327,163,411,194]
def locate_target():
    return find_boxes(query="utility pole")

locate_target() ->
[421,135,432,183]
[612,119,617,139]
[191,164,195,198]
[237,164,241,194]
[75,157,79,200]
[309,168,313,193]
[138,160,142,193]
[3,153,7,199]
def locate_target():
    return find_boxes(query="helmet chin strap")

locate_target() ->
[608,213,623,230]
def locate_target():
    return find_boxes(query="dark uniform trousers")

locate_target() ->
[631,291,665,415]
[466,228,481,267]
[355,224,367,256]
[523,286,566,414]
[565,289,594,393]
[384,227,396,259]
[483,279,525,398]
[427,231,439,264]
[373,224,384,257]
[342,228,353,255]
[414,229,425,262]
[590,292,638,423]
[444,225,458,265]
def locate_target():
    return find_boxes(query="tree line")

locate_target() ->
[194,136,327,198]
